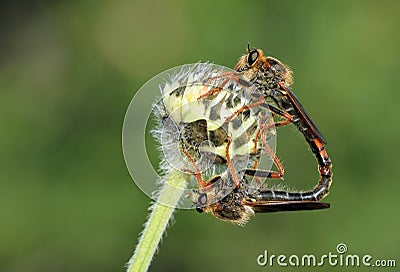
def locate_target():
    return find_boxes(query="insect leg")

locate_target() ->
[197,76,231,101]
[225,135,240,188]
[181,146,209,188]
[251,116,284,180]
[223,100,265,124]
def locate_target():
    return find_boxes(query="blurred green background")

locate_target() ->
[1,1,399,271]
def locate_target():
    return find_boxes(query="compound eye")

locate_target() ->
[236,66,245,72]
[198,193,208,206]
[196,207,204,213]
[247,50,259,66]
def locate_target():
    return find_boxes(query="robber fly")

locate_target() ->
[196,47,332,199]
[233,45,333,200]
[192,167,330,226]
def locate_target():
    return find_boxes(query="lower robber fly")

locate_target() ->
[191,160,330,226]
[185,134,330,225]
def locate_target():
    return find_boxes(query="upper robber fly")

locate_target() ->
[234,44,327,145]
[232,45,332,200]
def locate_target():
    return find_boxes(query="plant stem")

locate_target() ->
[126,170,189,272]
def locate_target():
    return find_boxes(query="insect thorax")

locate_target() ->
[250,59,292,95]
[196,176,255,225]
[211,188,254,225]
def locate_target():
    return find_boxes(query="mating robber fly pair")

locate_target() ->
[158,45,332,225]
